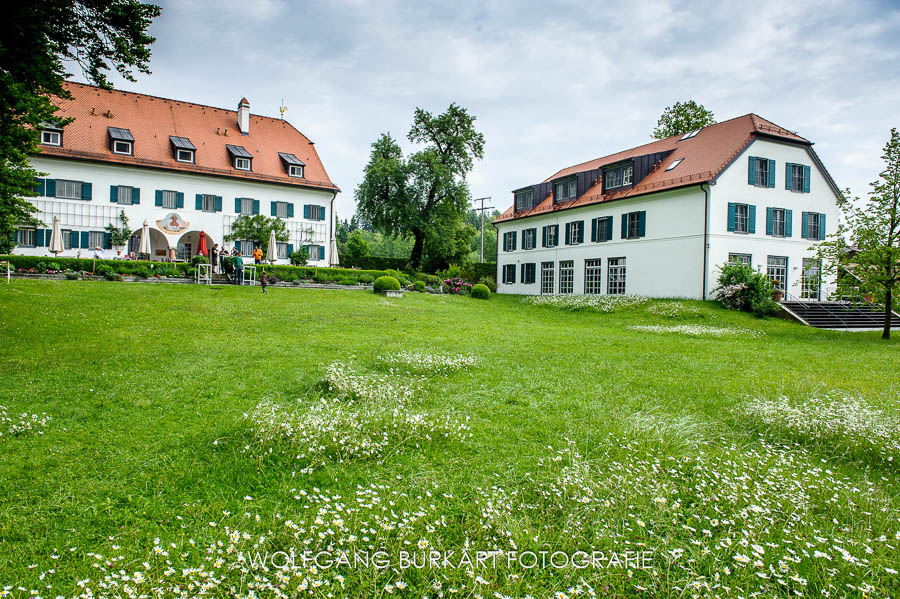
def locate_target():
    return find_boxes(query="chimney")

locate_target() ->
[237,97,250,135]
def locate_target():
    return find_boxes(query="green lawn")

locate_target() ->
[0,280,897,598]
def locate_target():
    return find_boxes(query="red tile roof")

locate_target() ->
[36,82,339,192]
[495,114,808,223]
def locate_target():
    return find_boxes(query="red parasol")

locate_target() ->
[197,231,208,256]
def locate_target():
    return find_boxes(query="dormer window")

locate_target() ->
[514,188,534,211]
[226,144,253,171]
[554,179,576,202]
[108,127,134,155]
[604,163,633,190]
[278,152,306,178]
[41,129,62,146]
[169,136,196,163]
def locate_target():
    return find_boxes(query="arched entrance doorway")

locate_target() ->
[176,230,215,261]
[127,227,169,261]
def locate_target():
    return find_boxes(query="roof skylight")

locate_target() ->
[665,158,683,171]
[679,129,701,141]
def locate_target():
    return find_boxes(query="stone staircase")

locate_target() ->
[780,300,900,329]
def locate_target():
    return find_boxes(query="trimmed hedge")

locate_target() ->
[373,276,401,293]
[413,281,426,292]
[1,254,192,276]
[470,283,491,299]
[343,256,408,271]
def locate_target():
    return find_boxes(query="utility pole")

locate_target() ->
[472,196,494,263]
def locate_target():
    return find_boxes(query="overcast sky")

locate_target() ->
[86,0,900,219]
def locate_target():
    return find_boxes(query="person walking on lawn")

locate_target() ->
[253,246,263,264]
[260,270,268,293]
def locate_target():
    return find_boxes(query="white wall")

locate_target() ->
[496,187,707,298]
[17,156,335,264]
[707,138,842,299]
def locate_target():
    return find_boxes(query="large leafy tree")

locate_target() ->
[0,1,161,253]
[224,215,288,254]
[816,128,900,340]
[355,104,485,270]
[652,100,717,140]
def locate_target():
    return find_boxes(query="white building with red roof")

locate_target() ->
[16,82,339,265]
[494,114,841,300]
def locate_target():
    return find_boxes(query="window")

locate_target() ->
[61,229,73,250]
[523,228,536,250]
[767,256,787,293]
[604,164,633,190]
[176,149,194,163]
[771,208,785,237]
[754,159,768,187]
[16,228,36,247]
[277,242,289,259]
[176,241,192,261]
[521,263,536,284]
[540,262,555,295]
[732,203,750,234]
[88,231,105,249]
[515,189,534,211]
[559,260,574,294]
[41,130,61,146]
[202,194,217,212]
[275,202,289,218]
[607,258,626,295]
[289,165,304,178]
[56,179,83,200]
[241,241,255,257]
[554,179,576,202]
[503,231,517,252]
[279,152,305,177]
[502,264,516,285]
[565,221,583,245]
[304,204,325,221]
[543,225,558,248]
[805,212,821,240]
[728,253,752,266]
[308,245,321,261]
[584,259,603,294]
[792,164,805,192]
[592,216,612,242]
[117,185,134,205]
[235,157,251,171]
[112,140,132,155]
[162,190,177,209]
[665,158,683,171]
[240,198,254,215]
[623,211,646,239]
[801,258,821,300]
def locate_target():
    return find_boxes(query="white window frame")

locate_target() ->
[607,257,626,295]
[515,189,534,211]
[308,245,321,261]
[754,159,769,187]
[626,212,641,239]
[665,158,683,171]
[807,213,820,240]
[559,260,574,294]
[545,225,558,247]
[767,256,787,292]
[502,264,515,285]
[241,240,255,257]
[596,217,610,242]
[112,140,133,155]
[523,228,536,250]
[772,208,785,237]
[566,221,582,245]
[234,157,251,171]
[88,231,105,249]
[554,179,576,202]
[540,261,555,295]
[61,229,73,250]
[16,228,36,247]
[584,259,602,294]
[791,164,805,192]
[117,185,134,205]
[275,202,289,218]
[605,164,633,190]
[240,198,254,215]
[202,194,217,212]
[176,149,194,163]
[161,190,178,209]
[728,253,752,266]
[41,130,61,146]
[56,179,83,200]
[801,258,821,300]
[289,164,304,178]
[734,203,750,234]
[504,232,515,252]
[277,242,289,259]
[521,263,536,284]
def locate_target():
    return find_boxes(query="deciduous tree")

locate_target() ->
[224,215,288,254]
[652,100,716,140]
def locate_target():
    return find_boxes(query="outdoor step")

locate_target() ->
[780,301,900,329]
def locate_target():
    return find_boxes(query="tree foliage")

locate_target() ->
[652,100,717,140]
[224,215,288,254]
[0,1,162,253]
[341,230,369,267]
[355,104,485,270]
[105,210,131,248]
[815,128,900,339]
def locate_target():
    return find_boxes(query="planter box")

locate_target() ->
[382,289,404,298]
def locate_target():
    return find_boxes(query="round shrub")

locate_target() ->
[65,271,79,280]
[359,273,375,284]
[191,255,209,265]
[470,283,490,300]
[134,267,151,279]
[414,281,426,292]
[338,276,358,286]
[713,263,778,317]
[373,275,401,293]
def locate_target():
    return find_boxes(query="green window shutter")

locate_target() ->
[621,214,628,238]
[110,185,118,203]
[801,212,809,239]
[784,209,792,237]
[319,246,325,260]
[606,216,613,240]
[542,226,548,247]
[748,205,756,234]
[155,190,163,206]
[80,231,89,248]
[176,192,184,208]
[132,187,140,205]
[82,182,92,200]
[235,198,242,213]
[288,203,294,218]
[767,159,775,188]
[34,178,45,196]
[785,163,793,190]
[195,194,203,210]
[766,207,774,235]
[577,221,584,243]
[215,196,223,212]
[727,203,736,231]
[511,231,517,250]
[71,230,79,248]
[803,166,811,193]
[271,202,278,216]
[818,213,826,240]
[46,179,56,197]
[747,156,756,185]
[253,199,260,215]
[36,229,45,246]
[303,204,310,219]
[591,218,598,242]
[287,243,293,256]
[638,211,646,237]
[553,224,559,245]
[103,232,111,249]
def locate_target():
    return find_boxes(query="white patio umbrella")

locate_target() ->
[48,215,64,255]
[328,237,340,267]
[266,228,277,262]
[139,219,151,257]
